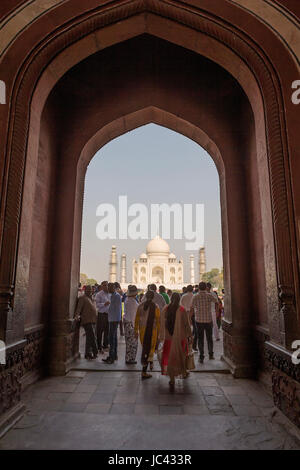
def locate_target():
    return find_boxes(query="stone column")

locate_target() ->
[190,254,195,284]
[121,253,126,284]
[199,247,206,282]
[109,246,117,283]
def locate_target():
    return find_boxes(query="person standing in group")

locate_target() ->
[206,283,220,341]
[114,282,124,336]
[167,289,173,299]
[216,294,223,330]
[135,290,160,379]
[102,283,122,364]
[124,285,139,364]
[142,284,166,312]
[160,293,192,387]
[180,284,197,350]
[78,282,84,298]
[191,282,218,363]
[159,285,170,305]
[180,284,194,321]
[75,285,98,360]
[95,281,110,353]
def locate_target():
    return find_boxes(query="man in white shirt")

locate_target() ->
[95,281,111,353]
[180,284,194,319]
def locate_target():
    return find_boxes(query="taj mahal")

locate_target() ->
[109,236,206,290]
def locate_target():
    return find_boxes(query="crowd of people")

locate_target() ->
[75,281,224,387]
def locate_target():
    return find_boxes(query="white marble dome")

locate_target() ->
[146,236,170,255]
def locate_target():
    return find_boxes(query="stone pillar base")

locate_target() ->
[222,319,256,378]
[221,353,256,378]
[48,319,80,376]
[0,402,26,439]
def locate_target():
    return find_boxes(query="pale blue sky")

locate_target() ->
[80,124,222,283]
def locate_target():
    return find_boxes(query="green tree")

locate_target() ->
[80,274,98,285]
[202,268,224,291]
[86,278,98,285]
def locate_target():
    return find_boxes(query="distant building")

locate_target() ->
[109,236,206,290]
[131,236,184,289]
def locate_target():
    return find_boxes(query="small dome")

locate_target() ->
[146,236,170,255]
[140,253,148,259]
[169,253,176,259]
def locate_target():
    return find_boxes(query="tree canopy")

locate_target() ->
[80,273,98,285]
[202,268,224,292]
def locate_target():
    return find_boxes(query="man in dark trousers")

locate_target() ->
[191,282,218,363]
[102,283,122,364]
[95,281,110,353]
[75,284,98,360]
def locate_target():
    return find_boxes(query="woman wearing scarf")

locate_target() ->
[160,292,192,387]
[134,290,160,379]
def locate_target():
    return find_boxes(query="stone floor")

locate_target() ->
[73,328,230,373]
[1,369,300,450]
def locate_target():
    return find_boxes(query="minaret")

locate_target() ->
[199,247,206,281]
[109,245,117,282]
[190,254,195,284]
[121,253,126,284]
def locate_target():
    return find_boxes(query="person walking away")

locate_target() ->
[95,281,110,353]
[142,284,166,312]
[135,290,160,379]
[159,285,170,304]
[102,283,122,364]
[75,285,98,360]
[124,285,139,364]
[206,283,220,341]
[191,282,218,363]
[160,293,192,387]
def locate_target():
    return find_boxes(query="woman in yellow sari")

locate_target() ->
[134,290,160,379]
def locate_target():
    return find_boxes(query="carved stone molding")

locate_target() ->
[0,328,44,414]
[272,368,300,428]
[265,341,300,383]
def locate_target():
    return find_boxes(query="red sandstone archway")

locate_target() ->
[13,32,280,380]
[0,0,299,427]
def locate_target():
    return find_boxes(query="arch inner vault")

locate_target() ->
[0,1,299,430]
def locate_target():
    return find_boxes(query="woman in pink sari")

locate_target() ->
[159,292,192,387]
